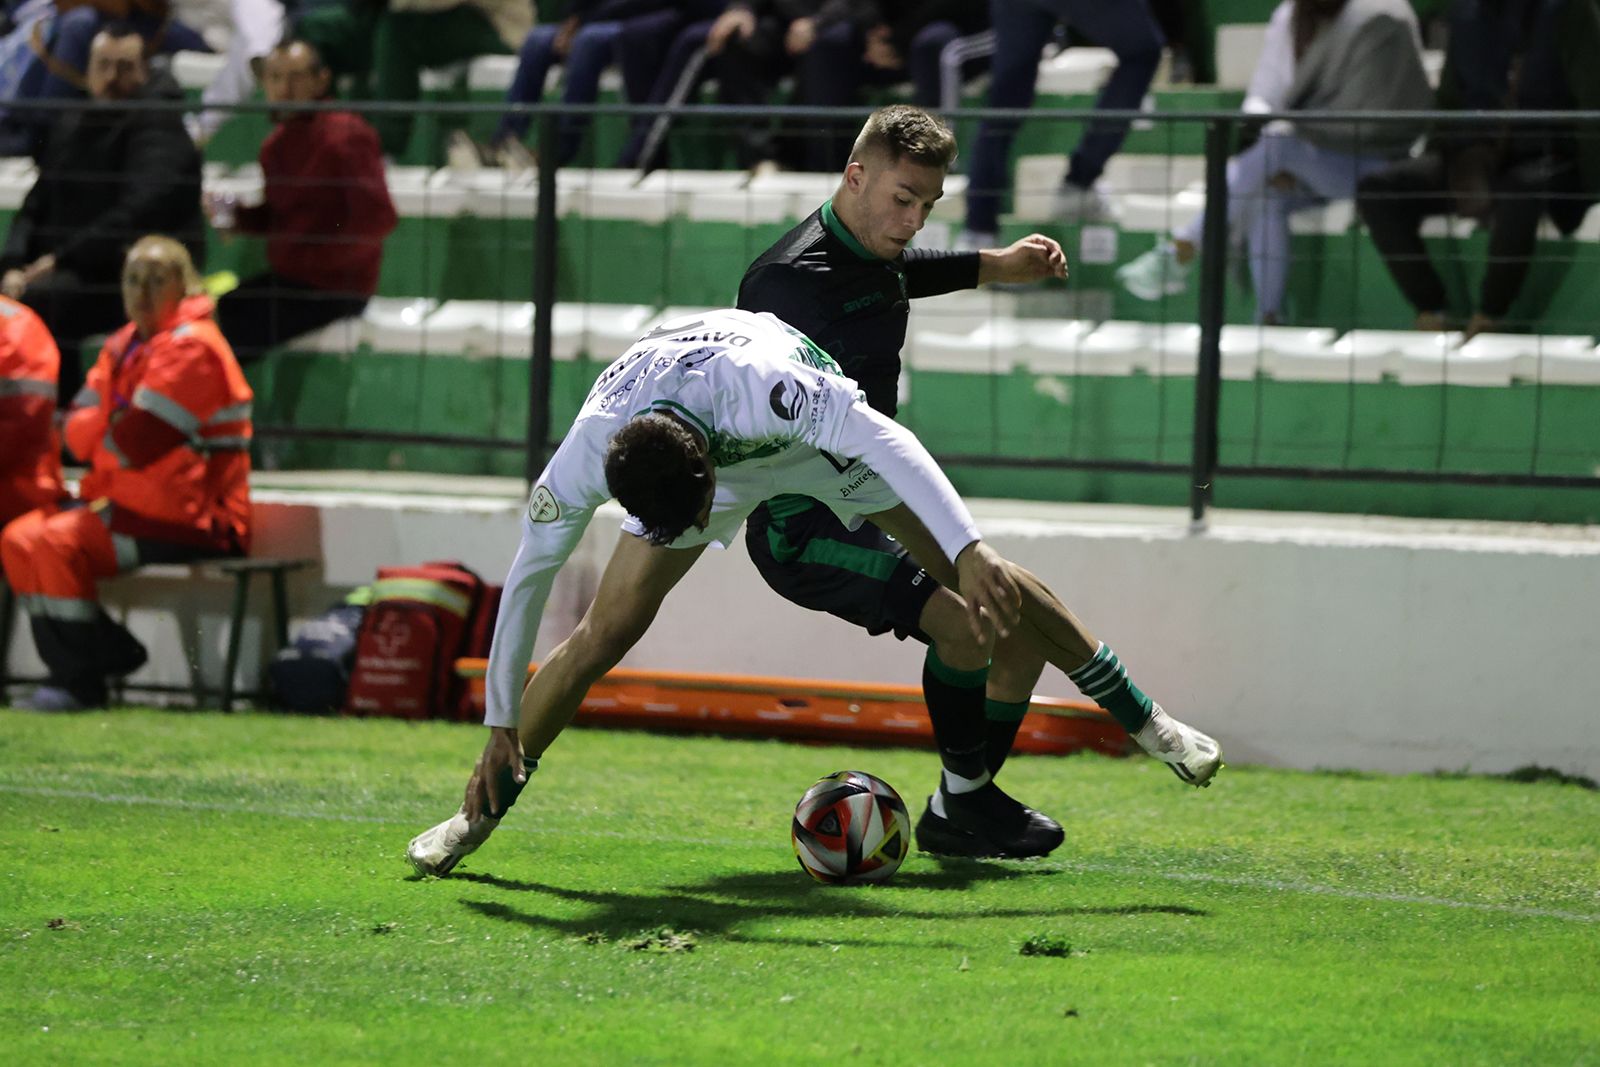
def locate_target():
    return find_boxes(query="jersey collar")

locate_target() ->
[821,199,880,262]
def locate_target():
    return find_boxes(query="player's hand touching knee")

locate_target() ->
[954,541,1021,641]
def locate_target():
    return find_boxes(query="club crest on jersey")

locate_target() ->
[527,485,560,523]
[769,378,807,421]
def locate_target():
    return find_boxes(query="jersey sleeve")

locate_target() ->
[902,248,980,298]
[480,419,612,730]
[829,398,980,563]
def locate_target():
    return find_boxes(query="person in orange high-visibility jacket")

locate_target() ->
[0,295,65,530]
[0,235,252,710]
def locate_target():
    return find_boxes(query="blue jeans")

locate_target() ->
[1174,131,1394,321]
[495,20,623,165]
[965,0,1164,234]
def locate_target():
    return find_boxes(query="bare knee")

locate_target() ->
[918,587,993,671]
[989,632,1046,702]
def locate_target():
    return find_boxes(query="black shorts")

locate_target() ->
[744,494,940,642]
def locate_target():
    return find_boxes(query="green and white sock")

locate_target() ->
[1066,642,1154,733]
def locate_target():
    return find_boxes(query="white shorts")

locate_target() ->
[620,444,904,550]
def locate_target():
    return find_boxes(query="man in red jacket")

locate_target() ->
[0,296,65,531]
[1,236,253,711]
[208,38,399,361]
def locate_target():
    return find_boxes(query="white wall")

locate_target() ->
[8,489,1597,780]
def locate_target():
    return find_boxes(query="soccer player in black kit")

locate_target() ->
[738,106,1223,858]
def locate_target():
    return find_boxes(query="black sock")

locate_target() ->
[923,646,989,788]
[984,697,1031,776]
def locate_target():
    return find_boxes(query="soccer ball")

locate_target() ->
[790,770,911,884]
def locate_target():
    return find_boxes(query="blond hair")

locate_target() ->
[124,235,204,296]
[848,105,958,170]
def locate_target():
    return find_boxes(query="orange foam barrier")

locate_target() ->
[455,659,1134,758]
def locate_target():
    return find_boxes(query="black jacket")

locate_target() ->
[0,71,204,279]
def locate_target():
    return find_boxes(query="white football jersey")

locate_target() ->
[482,308,980,729]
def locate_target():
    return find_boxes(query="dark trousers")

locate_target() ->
[711,19,793,170]
[18,268,127,404]
[615,12,717,170]
[216,272,370,363]
[1356,150,1590,320]
[494,19,623,162]
[965,0,1164,233]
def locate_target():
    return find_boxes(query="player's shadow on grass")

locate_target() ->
[451,868,1205,949]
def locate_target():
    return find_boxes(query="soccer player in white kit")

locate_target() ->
[408,308,1220,875]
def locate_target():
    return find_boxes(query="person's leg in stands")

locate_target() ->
[1054,0,1163,191]
[906,20,963,109]
[963,0,1057,239]
[615,17,717,170]
[1475,153,1581,335]
[793,18,868,172]
[216,271,369,363]
[1356,152,1455,330]
[711,17,790,170]
[492,24,559,149]
[293,1,380,97]
[372,6,512,158]
[550,20,624,165]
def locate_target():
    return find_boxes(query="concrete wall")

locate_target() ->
[7,486,1597,779]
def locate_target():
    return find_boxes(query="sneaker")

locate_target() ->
[919,782,1065,859]
[1117,242,1191,301]
[1133,704,1223,787]
[446,129,488,172]
[406,808,500,876]
[954,228,997,252]
[494,137,537,175]
[1051,180,1115,224]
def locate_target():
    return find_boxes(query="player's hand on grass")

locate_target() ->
[465,726,526,821]
[954,540,1021,642]
[977,234,1067,285]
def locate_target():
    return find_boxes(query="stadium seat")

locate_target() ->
[169,50,226,91]
[362,297,442,353]
[282,316,365,355]
[911,321,1031,373]
[745,170,838,221]
[1458,332,1598,385]
[467,54,519,95]
[1213,24,1268,90]
[1073,320,1199,376]
[1221,324,1338,379]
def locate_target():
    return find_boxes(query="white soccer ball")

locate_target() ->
[790,770,912,884]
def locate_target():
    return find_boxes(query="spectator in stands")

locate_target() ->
[958,0,1166,247]
[0,0,212,156]
[207,38,397,361]
[0,295,63,531]
[366,0,533,159]
[612,0,729,172]
[448,0,681,172]
[1117,0,1432,325]
[708,0,898,173]
[860,1,990,111]
[1357,0,1600,338]
[0,21,204,403]
[0,235,252,711]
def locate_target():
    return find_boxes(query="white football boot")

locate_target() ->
[1133,704,1223,788]
[406,808,500,876]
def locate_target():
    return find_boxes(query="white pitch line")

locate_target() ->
[4,781,1596,924]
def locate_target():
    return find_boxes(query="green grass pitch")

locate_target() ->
[2,708,1597,1064]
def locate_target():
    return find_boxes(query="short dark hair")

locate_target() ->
[849,105,957,170]
[604,413,711,546]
